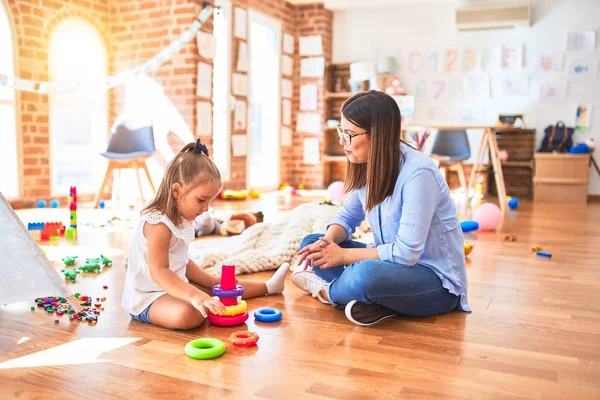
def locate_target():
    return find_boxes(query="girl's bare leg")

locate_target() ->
[148,294,206,330]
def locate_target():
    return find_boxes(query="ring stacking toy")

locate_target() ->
[208,265,248,326]
[228,330,259,347]
[216,300,247,316]
[212,284,244,299]
[184,338,225,360]
[254,307,283,323]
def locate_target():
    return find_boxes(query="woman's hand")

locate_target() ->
[305,241,346,270]
[191,295,226,318]
[297,236,333,270]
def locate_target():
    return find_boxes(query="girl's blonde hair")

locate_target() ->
[143,140,221,226]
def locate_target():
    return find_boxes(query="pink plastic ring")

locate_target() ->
[212,284,244,298]
[208,311,249,326]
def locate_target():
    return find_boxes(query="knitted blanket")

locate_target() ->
[188,202,343,276]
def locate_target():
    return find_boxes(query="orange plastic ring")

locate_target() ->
[228,330,259,347]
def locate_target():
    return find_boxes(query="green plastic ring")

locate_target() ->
[184,338,226,360]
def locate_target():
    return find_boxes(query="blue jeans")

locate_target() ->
[301,233,459,317]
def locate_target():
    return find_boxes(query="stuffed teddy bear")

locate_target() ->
[194,211,264,237]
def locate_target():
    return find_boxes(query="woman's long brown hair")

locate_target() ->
[143,142,221,227]
[342,90,404,211]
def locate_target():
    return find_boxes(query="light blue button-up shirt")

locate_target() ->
[328,143,471,312]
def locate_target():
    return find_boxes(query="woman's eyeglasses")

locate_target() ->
[336,125,369,145]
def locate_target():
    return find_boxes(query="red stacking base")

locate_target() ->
[208,312,248,326]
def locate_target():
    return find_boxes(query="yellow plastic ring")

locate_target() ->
[216,300,247,316]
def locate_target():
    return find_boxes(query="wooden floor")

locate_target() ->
[1,194,600,399]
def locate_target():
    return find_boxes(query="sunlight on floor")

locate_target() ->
[0,337,140,370]
[16,337,30,345]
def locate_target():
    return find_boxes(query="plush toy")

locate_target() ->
[194,211,264,237]
[194,212,222,237]
[219,212,264,236]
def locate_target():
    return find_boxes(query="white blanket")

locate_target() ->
[188,202,344,276]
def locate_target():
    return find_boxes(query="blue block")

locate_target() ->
[28,222,45,230]
[460,220,479,233]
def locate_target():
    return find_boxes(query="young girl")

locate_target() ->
[122,139,289,330]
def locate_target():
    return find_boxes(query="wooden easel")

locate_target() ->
[402,125,507,211]
[467,127,507,211]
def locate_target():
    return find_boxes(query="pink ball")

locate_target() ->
[473,202,503,231]
[327,181,346,203]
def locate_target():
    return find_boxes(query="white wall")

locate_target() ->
[332,0,600,195]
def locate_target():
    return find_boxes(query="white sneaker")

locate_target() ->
[291,270,329,304]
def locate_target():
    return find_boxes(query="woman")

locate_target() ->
[292,90,470,326]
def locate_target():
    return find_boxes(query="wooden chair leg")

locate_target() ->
[134,165,145,203]
[456,162,467,191]
[439,165,447,181]
[94,162,114,208]
[140,160,156,194]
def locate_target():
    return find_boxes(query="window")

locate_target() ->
[212,0,232,181]
[0,0,18,197]
[48,18,108,195]
[247,10,281,190]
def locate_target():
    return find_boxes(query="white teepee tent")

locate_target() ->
[0,191,80,310]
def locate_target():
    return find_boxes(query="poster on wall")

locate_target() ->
[496,76,530,97]
[196,31,216,59]
[300,57,325,78]
[196,101,212,137]
[233,100,246,131]
[536,53,563,72]
[539,81,568,102]
[282,55,294,76]
[296,112,321,134]
[501,45,523,70]
[232,73,248,96]
[281,127,292,147]
[566,31,596,52]
[283,33,294,55]
[232,135,247,157]
[196,62,212,99]
[300,84,318,111]
[236,42,248,72]
[234,8,247,40]
[282,99,292,126]
[299,35,323,56]
[303,138,320,165]
[482,47,502,72]
[575,104,592,131]
[281,79,293,99]
[568,60,598,79]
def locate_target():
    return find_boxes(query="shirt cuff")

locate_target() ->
[377,243,394,262]
[327,217,355,241]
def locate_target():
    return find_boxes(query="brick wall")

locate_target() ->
[6,0,109,203]
[108,0,211,154]
[7,0,333,207]
[289,4,332,189]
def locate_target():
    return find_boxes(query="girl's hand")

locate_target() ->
[306,242,345,270]
[297,236,333,269]
[191,295,226,317]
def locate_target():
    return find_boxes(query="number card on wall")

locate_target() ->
[482,47,502,72]
[502,45,523,70]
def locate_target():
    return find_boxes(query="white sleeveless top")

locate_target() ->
[122,211,195,316]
